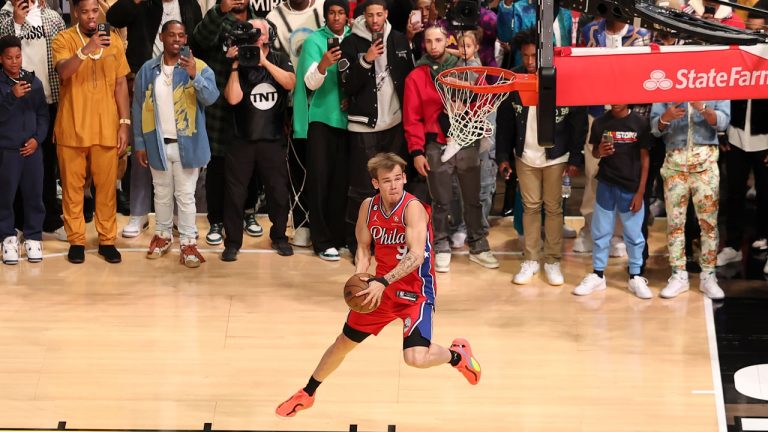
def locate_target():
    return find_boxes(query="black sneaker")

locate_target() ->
[68,245,85,264]
[272,240,294,256]
[98,245,122,263]
[206,223,224,245]
[221,247,238,262]
[244,213,264,237]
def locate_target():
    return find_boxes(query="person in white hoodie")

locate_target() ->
[337,0,413,256]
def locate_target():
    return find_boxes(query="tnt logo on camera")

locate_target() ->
[249,83,278,110]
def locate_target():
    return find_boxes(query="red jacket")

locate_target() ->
[403,64,447,155]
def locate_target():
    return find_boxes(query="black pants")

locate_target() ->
[307,122,348,253]
[42,103,62,231]
[642,136,666,267]
[205,155,226,225]
[1,148,44,240]
[223,138,289,250]
[346,124,405,252]
[723,145,768,249]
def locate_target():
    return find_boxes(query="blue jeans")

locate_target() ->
[591,180,645,275]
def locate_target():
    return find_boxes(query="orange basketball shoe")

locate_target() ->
[276,389,315,417]
[451,338,481,385]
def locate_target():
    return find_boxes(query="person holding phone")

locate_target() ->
[572,105,651,299]
[0,35,49,264]
[338,0,414,256]
[52,0,131,264]
[0,0,67,241]
[131,20,218,268]
[293,0,351,262]
[651,99,730,300]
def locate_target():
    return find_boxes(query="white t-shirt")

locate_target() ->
[153,0,182,57]
[6,2,52,103]
[519,106,569,168]
[728,99,768,152]
[155,63,178,139]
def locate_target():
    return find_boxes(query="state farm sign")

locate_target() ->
[553,45,768,106]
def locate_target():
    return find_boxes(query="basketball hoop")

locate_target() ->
[436,66,537,148]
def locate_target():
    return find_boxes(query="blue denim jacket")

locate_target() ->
[650,101,730,151]
[131,55,219,170]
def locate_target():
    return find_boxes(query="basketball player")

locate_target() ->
[275,152,482,418]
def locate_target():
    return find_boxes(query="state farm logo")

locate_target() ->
[643,70,673,91]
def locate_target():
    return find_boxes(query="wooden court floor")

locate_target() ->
[0,215,719,432]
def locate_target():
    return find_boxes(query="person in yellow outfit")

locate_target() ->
[52,0,130,264]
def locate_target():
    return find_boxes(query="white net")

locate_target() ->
[436,67,515,148]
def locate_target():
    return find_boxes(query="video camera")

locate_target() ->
[445,0,482,31]
[224,22,262,68]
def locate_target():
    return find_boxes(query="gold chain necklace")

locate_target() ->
[76,25,104,60]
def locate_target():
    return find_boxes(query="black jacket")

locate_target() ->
[338,25,413,129]
[496,66,587,167]
[107,0,203,73]
[730,99,768,136]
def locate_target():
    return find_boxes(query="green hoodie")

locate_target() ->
[292,25,351,139]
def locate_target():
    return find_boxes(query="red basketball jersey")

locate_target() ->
[366,192,436,304]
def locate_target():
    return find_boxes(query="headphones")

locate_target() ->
[264,18,278,45]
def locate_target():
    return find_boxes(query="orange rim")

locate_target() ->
[436,66,521,94]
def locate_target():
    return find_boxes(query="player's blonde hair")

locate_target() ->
[367,153,407,179]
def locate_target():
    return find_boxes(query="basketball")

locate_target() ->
[344,273,375,313]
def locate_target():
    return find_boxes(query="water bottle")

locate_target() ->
[561,174,572,199]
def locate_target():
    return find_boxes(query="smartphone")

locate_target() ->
[19,70,34,86]
[97,22,111,46]
[179,45,190,59]
[327,37,340,51]
[410,10,422,26]
[371,31,383,45]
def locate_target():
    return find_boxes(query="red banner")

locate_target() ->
[553,45,768,106]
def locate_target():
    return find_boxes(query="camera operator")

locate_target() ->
[221,18,296,261]
[191,0,256,246]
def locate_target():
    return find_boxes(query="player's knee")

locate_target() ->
[334,333,359,353]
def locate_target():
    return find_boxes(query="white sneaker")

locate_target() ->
[628,276,652,299]
[544,262,564,286]
[572,273,607,296]
[435,252,451,273]
[24,240,43,263]
[660,271,689,299]
[469,251,500,269]
[609,236,627,258]
[290,227,311,247]
[513,260,540,284]
[2,236,19,265]
[573,229,592,253]
[716,247,742,266]
[450,231,467,249]
[753,238,767,250]
[699,272,725,300]
[563,224,577,239]
[43,226,68,242]
[318,247,341,262]
[122,215,149,238]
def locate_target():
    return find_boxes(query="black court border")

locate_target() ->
[0,422,396,432]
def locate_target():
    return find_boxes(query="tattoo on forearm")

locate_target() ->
[384,252,419,285]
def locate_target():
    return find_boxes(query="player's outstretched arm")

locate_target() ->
[382,201,427,285]
[354,198,373,274]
